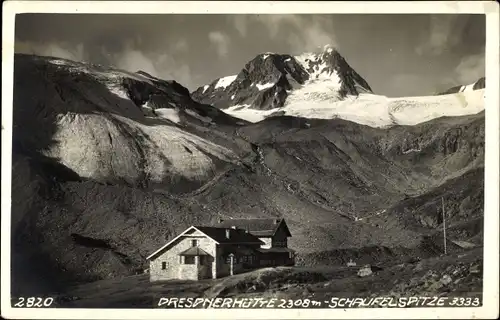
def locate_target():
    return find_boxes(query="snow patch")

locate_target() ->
[49,59,70,66]
[459,83,475,92]
[105,84,131,101]
[294,52,341,82]
[402,148,422,154]
[202,85,209,93]
[286,74,343,104]
[215,75,237,89]
[231,94,235,100]
[224,105,270,123]
[256,82,275,91]
[155,108,181,124]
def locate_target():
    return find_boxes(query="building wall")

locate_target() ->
[216,244,259,277]
[177,257,212,280]
[215,245,229,278]
[259,237,272,249]
[215,245,241,277]
[271,225,289,247]
[179,264,198,280]
[149,230,217,282]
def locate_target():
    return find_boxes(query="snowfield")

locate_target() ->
[154,108,181,123]
[224,88,485,128]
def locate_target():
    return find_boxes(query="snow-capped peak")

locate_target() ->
[192,46,372,112]
[294,45,372,96]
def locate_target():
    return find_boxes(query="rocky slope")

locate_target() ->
[10,53,484,296]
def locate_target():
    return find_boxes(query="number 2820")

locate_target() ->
[13,297,54,308]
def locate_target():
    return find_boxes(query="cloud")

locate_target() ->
[113,50,157,74]
[415,15,468,56]
[454,52,485,84]
[208,31,230,58]
[16,41,86,62]
[285,17,336,53]
[228,15,337,54]
[102,44,195,87]
[172,39,189,53]
[15,37,197,89]
[156,53,194,87]
[231,15,249,38]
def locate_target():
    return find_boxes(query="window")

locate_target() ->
[161,262,167,270]
[191,239,198,247]
[184,256,195,264]
[273,239,287,247]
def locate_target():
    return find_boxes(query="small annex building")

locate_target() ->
[147,218,295,281]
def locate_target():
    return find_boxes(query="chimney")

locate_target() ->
[225,229,230,239]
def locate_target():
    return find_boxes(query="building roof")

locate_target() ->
[194,226,264,245]
[178,246,210,256]
[215,218,292,237]
[147,226,264,260]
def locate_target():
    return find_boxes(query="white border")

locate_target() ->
[1,1,499,319]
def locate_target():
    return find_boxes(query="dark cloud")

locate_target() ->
[14,14,485,97]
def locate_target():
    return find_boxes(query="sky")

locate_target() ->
[15,14,485,97]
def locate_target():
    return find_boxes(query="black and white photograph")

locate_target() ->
[1,1,499,319]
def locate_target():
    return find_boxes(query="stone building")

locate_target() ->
[147,218,295,281]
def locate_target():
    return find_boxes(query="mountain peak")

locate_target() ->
[192,47,372,111]
[322,44,336,52]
